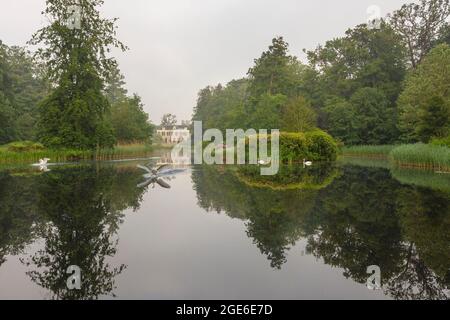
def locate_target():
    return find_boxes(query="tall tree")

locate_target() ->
[417,96,450,142]
[398,44,450,142]
[388,0,450,68]
[0,41,48,143]
[104,65,128,105]
[247,37,300,98]
[160,113,177,127]
[281,96,317,132]
[109,94,153,143]
[29,0,127,149]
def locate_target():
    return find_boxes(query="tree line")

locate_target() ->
[192,0,450,146]
[0,0,153,149]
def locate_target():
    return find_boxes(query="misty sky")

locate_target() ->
[0,0,411,124]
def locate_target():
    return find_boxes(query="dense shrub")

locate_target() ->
[246,130,337,163]
[431,136,450,148]
[6,141,45,152]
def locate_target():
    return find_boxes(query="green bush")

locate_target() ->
[247,130,337,163]
[6,141,45,152]
[305,130,338,161]
[431,136,450,148]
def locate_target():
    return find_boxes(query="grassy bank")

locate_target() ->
[389,144,450,171]
[343,143,450,172]
[341,145,395,158]
[0,142,155,164]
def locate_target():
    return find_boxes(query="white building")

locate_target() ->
[156,126,190,145]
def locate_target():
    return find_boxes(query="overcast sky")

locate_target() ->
[0,0,412,124]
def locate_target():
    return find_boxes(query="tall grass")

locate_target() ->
[389,143,450,172]
[0,143,154,164]
[341,145,396,158]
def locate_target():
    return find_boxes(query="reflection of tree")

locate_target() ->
[390,187,450,300]
[192,165,329,269]
[0,172,39,266]
[236,164,340,190]
[19,165,147,300]
[306,166,405,283]
[307,166,450,300]
[192,164,450,299]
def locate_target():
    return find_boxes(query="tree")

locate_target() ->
[325,98,357,145]
[104,65,128,105]
[0,92,15,145]
[161,113,177,127]
[306,23,406,144]
[398,44,450,142]
[247,37,300,98]
[0,41,48,143]
[350,88,397,145]
[281,96,317,132]
[109,94,154,143]
[29,0,127,149]
[417,96,450,142]
[247,93,287,130]
[5,46,48,140]
[307,23,407,104]
[388,0,450,68]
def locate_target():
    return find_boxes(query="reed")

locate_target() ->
[389,143,450,172]
[0,143,154,164]
[341,145,395,158]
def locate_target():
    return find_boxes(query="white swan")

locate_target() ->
[39,158,50,166]
[258,159,271,166]
[31,158,51,172]
[303,159,312,167]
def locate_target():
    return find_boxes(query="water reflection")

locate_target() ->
[0,165,148,299]
[192,164,450,299]
[0,160,449,300]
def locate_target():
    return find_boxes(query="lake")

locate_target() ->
[0,154,449,300]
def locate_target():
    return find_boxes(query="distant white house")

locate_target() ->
[156,125,190,144]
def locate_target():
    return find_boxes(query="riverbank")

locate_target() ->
[0,142,157,164]
[342,143,450,172]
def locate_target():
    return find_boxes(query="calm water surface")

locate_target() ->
[0,156,449,300]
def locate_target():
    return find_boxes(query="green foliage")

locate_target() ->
[398,44,450,142]
[109,95,154,143]
[308,23,406,144]
[247,37,301,98]
[29,0,127,150]
[0,142,154,164]
[0,41,48,143]
[247,93,288,130]
[193,38,317,135]
[245,131,337,163]
[192,79,248,131]
[281,96,317,132]
[6,141,45,153]
[342,145,396,157]
[431,135,450,148]
[37,76,116,149]
[325,88,398,145]
[305,130,339,161]
[417,96,450,142]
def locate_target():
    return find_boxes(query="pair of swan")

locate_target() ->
[137,163,186,189]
